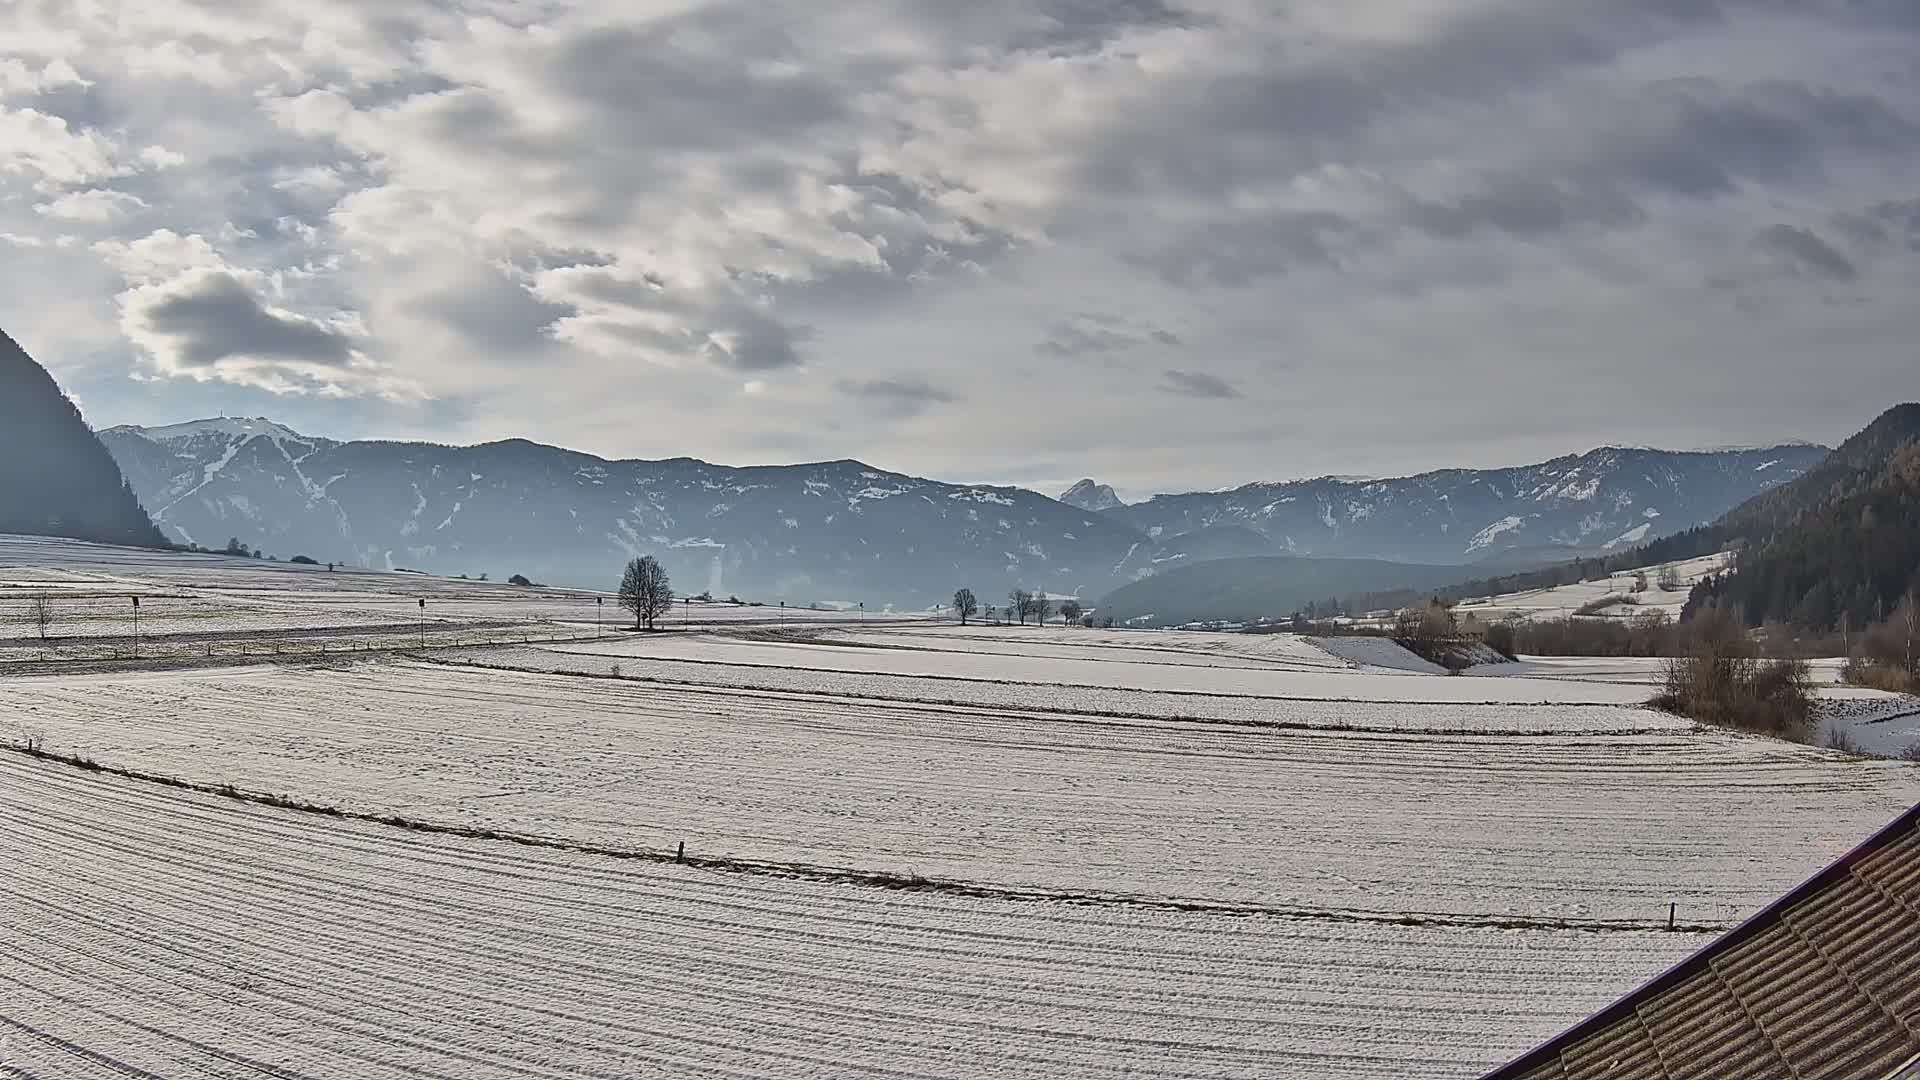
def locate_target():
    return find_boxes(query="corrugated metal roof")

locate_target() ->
[1485,803,1920,1080]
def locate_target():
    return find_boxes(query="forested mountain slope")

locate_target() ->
[0,329,165,548]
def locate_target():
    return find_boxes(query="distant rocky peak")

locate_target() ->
[1059,478,1124,512]
[110,416,312,445]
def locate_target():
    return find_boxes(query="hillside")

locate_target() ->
[0,329,165,548]
[1106,445,1825,564]
[1686,421,1920,631]
[100,420,1160,606]
[1093,555,1471,627]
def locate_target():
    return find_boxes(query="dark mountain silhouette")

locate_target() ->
[1682,404,1920,631]
[1094,555,1472,628]
[0,329,165,548]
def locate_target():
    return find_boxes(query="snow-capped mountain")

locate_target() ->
[99,420,1160,605]
[1059,479,1124,513]
[1106,445,1828,564]
[99,419,1828,605]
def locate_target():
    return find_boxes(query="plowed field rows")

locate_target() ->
[0,753,1708,1079]
[7,661,1915,924]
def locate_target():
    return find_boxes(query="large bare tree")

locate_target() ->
[953,588,978,625]
[1008,588,1032,626]
[618,556,674,630]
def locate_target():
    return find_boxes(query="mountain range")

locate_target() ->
[100,417,1825,607]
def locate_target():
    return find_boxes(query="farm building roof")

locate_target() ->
[1484,801,1920,1080]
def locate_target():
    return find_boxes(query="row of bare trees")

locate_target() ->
[1842,592,1919,692]
[952,587,1084,626]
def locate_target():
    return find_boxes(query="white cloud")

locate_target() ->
[37,188,148,224]
[0,0,1914,490]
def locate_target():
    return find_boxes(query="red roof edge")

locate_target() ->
[1480,800,1920,1079]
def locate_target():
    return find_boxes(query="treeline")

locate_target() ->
[1683,444,1920,633]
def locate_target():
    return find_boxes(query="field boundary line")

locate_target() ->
[499,643,1645,708]
[422,653,1678,739]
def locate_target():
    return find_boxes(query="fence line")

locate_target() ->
[0,626,604,667]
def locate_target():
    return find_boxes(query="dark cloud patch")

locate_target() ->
[534,265,807,371]
[896,0,1199,55]
[1160,370,1241,399]
[1754,224,1858,280]
[128,270,356,369]
[1036,313,1180,357]
[1833,198,1920,249]
[835,376,960,418]
[1618,81,1914,198]
[408,270,571,353]
[1369,0,1734,103]
[1136,212,1357,286]
[543,17,847,152]
[1407,175,1645,239]
[704,308,808,371]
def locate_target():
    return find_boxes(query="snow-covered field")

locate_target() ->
[5,535,1919,1078]
[9,658,1917,926]
[1451,551,1733,624]
[538,630,1653,704]
[0,753,1710,1079]
[0,534,919,662]
[445,644,1679,732]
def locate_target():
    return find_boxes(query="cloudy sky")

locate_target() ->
[3,0,1917,498]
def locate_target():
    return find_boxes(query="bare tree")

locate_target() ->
[1656,565,1682,592]
[1905,590,1918,680]
[29,594,52,641]
[618,556,674,630]
[1008,588,1032,626]
[953,588,978,625]
[1032,593,1052,626]
[1059,599,1084,625]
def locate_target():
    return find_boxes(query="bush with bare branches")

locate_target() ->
[1653,605,1813,741]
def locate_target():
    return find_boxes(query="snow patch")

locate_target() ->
[1466,515,1526,552]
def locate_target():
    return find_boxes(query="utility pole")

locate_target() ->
[597,596,603,638]
[418,597,426,647]
[684,595,690,629]
[131,595,140,660]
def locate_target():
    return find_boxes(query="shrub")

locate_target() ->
[1652,606,1814,741]
[1574,594,1636,616]
[289,555,318,565]
[507,574,533,587]
[1841,656,1917,693]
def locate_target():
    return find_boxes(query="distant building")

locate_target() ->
[1484,803,1920,1080]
